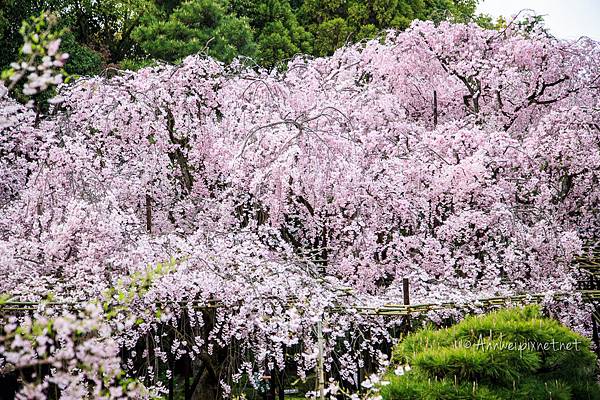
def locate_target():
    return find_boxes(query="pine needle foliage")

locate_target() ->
[382,306,600,400]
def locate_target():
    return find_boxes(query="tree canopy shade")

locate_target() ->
[297,0,482,56]
[131,0,256,64]
[0,0,153,74]
[1,0,493,72]
[226,0,313,65]
[132,0,487,66]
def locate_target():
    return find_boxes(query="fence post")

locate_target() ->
[279,346,286,400]
[316,320,325,400]
[263,359,272,400]
[587,271,600,357]
[592,310,600,357]
[402,278,411,333]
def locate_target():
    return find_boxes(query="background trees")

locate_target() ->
[0,0,152,75]
[0,0,494,73]
[228,0,313,66]
[297,0,481,56]
[131,0,256,64]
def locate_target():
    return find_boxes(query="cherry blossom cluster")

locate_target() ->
[0,304,153,399]
[1,12,69,97]
[1,18,599,397]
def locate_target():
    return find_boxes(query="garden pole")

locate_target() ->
[317,320,325,400]
[263,359,270,400]
[402,278,411,333]
[588,273,600,357]
[279,346,286,400]
[592,306,600,357]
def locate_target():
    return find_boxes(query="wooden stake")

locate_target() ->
[145,193,152,234]
[402,278,411,333]
[316,321,325,400]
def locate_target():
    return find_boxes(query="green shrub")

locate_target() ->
[60,32,103,76]
[381,306,600,400]
[119,58,159,71]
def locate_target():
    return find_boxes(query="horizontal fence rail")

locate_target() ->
[2,242,600,316]
[2,290,600,315]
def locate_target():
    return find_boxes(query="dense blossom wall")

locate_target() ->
[1,20,599,398]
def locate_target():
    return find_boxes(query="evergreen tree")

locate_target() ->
[298,0,482,56]
[228,0,312,66]
[132,0,256,64]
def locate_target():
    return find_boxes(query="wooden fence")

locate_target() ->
[1,241,600,400]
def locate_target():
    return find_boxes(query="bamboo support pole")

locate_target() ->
[316,320,325,400]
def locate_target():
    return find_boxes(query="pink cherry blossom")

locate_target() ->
[1,18,599,398]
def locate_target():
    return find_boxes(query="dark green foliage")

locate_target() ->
[57,0,155,63]
[60,32,103,76]
[132,0,256,64]
[382,306,600,400]
[297,0,480,56]
[0,0,150,74]
[226,0,313,66]
[0,0,40,70]
[2,0,492,72]
[383,371,574,400]
[119,58,159,71]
